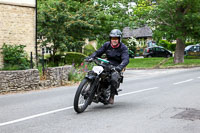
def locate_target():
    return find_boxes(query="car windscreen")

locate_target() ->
[185,45,193,50]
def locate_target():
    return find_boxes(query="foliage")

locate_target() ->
[83,44,96,56]
[68,67,86,82]
[158,40,197,52]
[168,43,176,52]
[131,0,155,27]
[37,0,97,61]
[149,0,200,63]
[127,37,139,52]
[1,44,30,70]
[131,0,200,63]
[44,52,86,67]
[68,62,95,82]
[65,52,87,66]
[158,40,170,49]
[94,0,137,43]
[37,0,140,58]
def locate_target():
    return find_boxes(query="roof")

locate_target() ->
[122,26,152,38]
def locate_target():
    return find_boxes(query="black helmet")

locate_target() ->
[109,29,122,42]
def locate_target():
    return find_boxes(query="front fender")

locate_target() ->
[85,71,97,80]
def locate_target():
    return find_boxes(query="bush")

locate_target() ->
[65,52,87,66]
[185,42,195,47]
[44,52,87,67]
[1,44,30,70]
[168,43,176,51]
[83,44,95,56]
[158,40,169,49]
[158,40,176,51]
[68,62,95,82]
[126,37,138,53]
[158,40,197,52]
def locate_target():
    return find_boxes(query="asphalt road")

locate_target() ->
[0,68,200,133]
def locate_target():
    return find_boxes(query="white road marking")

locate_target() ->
[173,79,193,85]
[0,106,73,127]
[118,87,159,97]
[197,77,200,79]
[0,87,159,127]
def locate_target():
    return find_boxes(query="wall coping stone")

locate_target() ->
[0,1,35,8]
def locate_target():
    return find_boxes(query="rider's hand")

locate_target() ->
[115,66,122,72]
[84,57,93,62]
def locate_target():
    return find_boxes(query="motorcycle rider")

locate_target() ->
[86,29,129,104]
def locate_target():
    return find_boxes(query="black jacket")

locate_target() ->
[90,41,129,69]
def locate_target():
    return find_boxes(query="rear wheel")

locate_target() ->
[74,78,92,113]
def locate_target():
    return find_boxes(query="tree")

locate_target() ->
[37,0,97,61]
[93,0,137,45]
[37,0,139,57]
[148,0,200,63]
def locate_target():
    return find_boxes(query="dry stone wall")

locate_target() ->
[0,69,39,93]
[40,65,72,88]
[0,65,72,93]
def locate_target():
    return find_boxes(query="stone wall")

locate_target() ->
[40,65,72,88]
[0,2,36,68]
[0,69,39,93]
[0,65,72,93]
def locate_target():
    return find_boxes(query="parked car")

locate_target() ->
[184,44,200,56]
[143,46,172,58]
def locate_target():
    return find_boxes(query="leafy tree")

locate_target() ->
[131,0,155,26]
[38,0,141,61]
[148,0,200,63]
[92,0,138,45]
[37,0,97,62]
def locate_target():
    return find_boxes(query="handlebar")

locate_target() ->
[85,57,113,68]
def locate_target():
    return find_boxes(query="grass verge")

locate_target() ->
[127,57,200,69]
[127,58,165,69]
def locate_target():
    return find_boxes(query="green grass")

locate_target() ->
[127,57,200,69]
[127,58,164,68]
[161,57,200,68]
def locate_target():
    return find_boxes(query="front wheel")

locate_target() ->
[74,78,92,113]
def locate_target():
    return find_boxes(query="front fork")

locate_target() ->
[85,74,100,105]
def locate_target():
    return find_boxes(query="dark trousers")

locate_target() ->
[110,71,120,95]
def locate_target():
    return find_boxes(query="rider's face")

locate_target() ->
[111,37,119,46]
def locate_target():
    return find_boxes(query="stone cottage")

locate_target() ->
[123,25,153,47]
[0,0,36,68]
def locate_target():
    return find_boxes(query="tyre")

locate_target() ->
[74,78,92,113]
[148,55,152,58]
[167,54,171,58]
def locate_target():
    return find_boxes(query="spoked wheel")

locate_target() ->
[74,78,92,113]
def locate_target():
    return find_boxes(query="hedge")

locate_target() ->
[65,52,87,66]
[158,40,197,51]
[45,52,87,67]
[83,44,96,56]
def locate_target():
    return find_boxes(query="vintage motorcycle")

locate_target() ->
[73,57,123,113]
